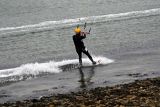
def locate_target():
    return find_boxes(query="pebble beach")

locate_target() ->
[1,77,159,107]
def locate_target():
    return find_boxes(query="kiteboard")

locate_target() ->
[80,59,102,68]
[60,59,102,71]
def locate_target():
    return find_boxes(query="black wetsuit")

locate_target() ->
[73,33,94,65]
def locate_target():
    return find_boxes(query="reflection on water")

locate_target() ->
[78,66,95,88]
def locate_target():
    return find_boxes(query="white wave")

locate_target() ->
[0,61,60,78]
[0,8,160,35]
[0,56,114,78]
[56,56,114,67]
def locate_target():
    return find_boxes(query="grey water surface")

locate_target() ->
[0,0,160,103]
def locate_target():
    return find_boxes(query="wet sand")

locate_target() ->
[1,77,159,107]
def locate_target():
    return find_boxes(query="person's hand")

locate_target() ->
[81,32,90,35]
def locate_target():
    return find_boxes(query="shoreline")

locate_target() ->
[1,77,160,107]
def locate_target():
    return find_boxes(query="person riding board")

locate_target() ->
[72,25,96,66]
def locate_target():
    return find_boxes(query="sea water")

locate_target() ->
[0,0,160,103]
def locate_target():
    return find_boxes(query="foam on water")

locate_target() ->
[0,56,114,82]
[0,8,160,35]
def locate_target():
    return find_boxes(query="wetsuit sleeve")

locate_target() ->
[80,34,86,39]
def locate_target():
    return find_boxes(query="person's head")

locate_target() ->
[74,26,81,35]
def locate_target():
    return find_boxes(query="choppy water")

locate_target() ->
[0,0,160,103]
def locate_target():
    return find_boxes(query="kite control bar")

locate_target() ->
[81,22,91,35]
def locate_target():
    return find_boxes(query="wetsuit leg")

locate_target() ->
[82,49,94,63]
[77,51,82,66]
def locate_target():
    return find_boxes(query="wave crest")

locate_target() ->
[1,8,160,35]
[0,56,114,83]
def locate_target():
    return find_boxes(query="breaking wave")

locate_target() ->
[0,8,160,35]
[0,56,114,83]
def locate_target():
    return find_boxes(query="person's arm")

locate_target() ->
[80,33,86,39]
[81,32,90,35]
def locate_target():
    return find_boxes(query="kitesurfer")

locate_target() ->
[72,26,96,66]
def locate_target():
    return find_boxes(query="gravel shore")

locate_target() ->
[1,77,160,107]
